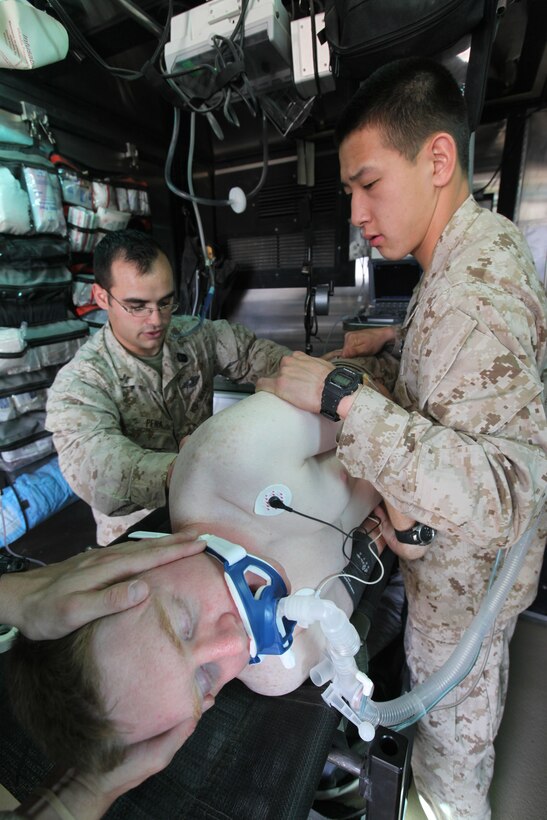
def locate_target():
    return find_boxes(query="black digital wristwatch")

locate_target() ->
[320,366,362,422]
[394,523,436,546]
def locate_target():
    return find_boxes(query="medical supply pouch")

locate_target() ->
[0,318,89,376]
[92,179,118,210]
[67,206,97,253]
[0,146,66,235]
[94,206,131,245]
[57,166,93,210]
[0,0,68,70]
[0,163,31,233]
[323,0,489,78]
[0,264,73,326]
[0,235,69,264]
[112,178,151,216]
[0,410,53,470]
[23,164,66,234]
[0,456,77,544]
[70,265,105,328]
[0,108,33,146]
[72,270,95,307]
[0,367,57,422]
[77,308,107,332]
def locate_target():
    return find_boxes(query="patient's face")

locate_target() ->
[93,552,252,747]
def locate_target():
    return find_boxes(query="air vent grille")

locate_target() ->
[227,229,335,272]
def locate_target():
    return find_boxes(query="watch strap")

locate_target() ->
[394,523,436,546]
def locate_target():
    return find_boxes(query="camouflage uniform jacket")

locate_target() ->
[46,317,290,545]
[337,196,547,639]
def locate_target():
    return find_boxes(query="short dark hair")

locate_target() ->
[93,229,166,290]
[335,57,470,170]
[7,625,127,774]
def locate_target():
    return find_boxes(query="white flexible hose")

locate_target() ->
[360,523,538,729]
[277,518,539,734]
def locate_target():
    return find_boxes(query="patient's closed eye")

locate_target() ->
[175,598,194,640]
[155,596,194,646]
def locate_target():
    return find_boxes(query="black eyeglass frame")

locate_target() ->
[105,290,179,317]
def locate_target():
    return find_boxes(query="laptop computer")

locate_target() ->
[344,258,422,329]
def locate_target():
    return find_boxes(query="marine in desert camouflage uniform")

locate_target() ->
[46,231,289,545]
[338,195,547,818]
[258,58,547,819]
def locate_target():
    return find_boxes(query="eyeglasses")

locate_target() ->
[106,290,179,317]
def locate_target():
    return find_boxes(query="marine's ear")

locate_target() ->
[92,283,109,310]
[428,132,459,188]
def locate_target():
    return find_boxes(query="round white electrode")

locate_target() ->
[254,484,293,516]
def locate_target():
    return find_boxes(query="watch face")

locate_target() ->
[419,525,436,545]
[329,367,361,389]
[332,371,356,388]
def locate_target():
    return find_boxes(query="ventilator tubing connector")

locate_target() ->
[277,592,377,741]
[357,522,538,732]
[279,518,538,741]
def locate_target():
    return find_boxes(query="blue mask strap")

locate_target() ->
[200,534,296,664]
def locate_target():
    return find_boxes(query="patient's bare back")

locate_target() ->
[170,392,378,575]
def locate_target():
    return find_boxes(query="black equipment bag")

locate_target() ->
[323,0,503,131]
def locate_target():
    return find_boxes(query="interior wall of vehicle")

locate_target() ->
[0,0,545,353]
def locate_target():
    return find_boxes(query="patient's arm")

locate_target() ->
[170,392,354,532]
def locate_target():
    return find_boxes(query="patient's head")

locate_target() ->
[9,549,252,773]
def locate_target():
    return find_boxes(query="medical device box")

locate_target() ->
[290,13,335,98]
[164,0,291,94]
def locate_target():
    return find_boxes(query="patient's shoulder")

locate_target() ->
[190,392,338,459]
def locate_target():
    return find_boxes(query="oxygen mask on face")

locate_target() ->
[200,534,297,667]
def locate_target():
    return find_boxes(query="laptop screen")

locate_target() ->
[370,258,422,303]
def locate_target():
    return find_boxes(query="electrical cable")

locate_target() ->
[309,0,321,96]
[47,0,270,197]
[46,0,173,81]
[113,0,163,36]
[158,0,254,122]
[186,113,210,265]
[186,112,217,318]
[165,107,230,206]
[267,496,384,587]
[230,0,250,43]
[0,490,45,567]
[165,106,269,211]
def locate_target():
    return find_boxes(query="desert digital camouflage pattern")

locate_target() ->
[46,317,289,545]
[338,196,546,636]
[337,196,547,818]
[407,616,517,819]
